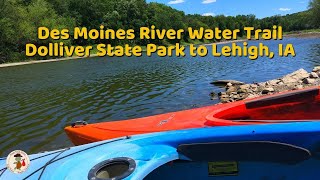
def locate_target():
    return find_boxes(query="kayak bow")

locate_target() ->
[65,86,320,145]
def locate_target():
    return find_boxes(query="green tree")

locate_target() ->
[310,0,320,27]
[0,0,75,63]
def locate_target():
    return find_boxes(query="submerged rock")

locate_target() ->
[211,80,245,86]
[210,92,216,97]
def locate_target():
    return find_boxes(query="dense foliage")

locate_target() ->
[310,0,320,27]
[0,0,318,63]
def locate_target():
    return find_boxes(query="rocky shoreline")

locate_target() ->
[212,67,320,103]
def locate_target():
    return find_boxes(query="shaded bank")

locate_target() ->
[0,40,247,68]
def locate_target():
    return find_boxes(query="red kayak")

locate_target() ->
[65,86,320,145]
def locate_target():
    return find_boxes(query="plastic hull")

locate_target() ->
[65,87,320,145]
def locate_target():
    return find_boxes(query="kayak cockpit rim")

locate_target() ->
[144,140,316,179]
[88,157,136,180]
[177,141,311,165]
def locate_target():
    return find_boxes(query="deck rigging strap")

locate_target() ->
[22,136,129,180]
[0,167,6,177]
[38,148,70,180]
[22,148,71,180]
[0,148,76,178]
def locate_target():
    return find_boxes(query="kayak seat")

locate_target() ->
[177,141,311,165]
[245,87,319,109]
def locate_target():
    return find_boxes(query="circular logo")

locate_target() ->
[6,150,30,174]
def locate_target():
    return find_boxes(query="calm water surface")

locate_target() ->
[0,37,320,156]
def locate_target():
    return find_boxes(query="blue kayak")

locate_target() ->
[1,122,320,180]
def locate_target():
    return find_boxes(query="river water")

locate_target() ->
[0,37,320,156]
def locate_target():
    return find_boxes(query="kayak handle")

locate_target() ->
[71,121,88,128]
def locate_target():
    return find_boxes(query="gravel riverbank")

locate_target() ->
[212,67,320,103]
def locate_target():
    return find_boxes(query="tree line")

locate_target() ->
[0,0,319,63]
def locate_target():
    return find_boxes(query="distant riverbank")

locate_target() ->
[284,29,320,38]
[0,39,247,68]
[1,30,320,68]
[0,55,99,68]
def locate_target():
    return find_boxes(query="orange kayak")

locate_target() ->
[65,87,320,145]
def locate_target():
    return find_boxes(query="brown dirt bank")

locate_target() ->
[284,32,320,38]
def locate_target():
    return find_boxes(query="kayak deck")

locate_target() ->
[3,122,320,180]
[64,105,217,145]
